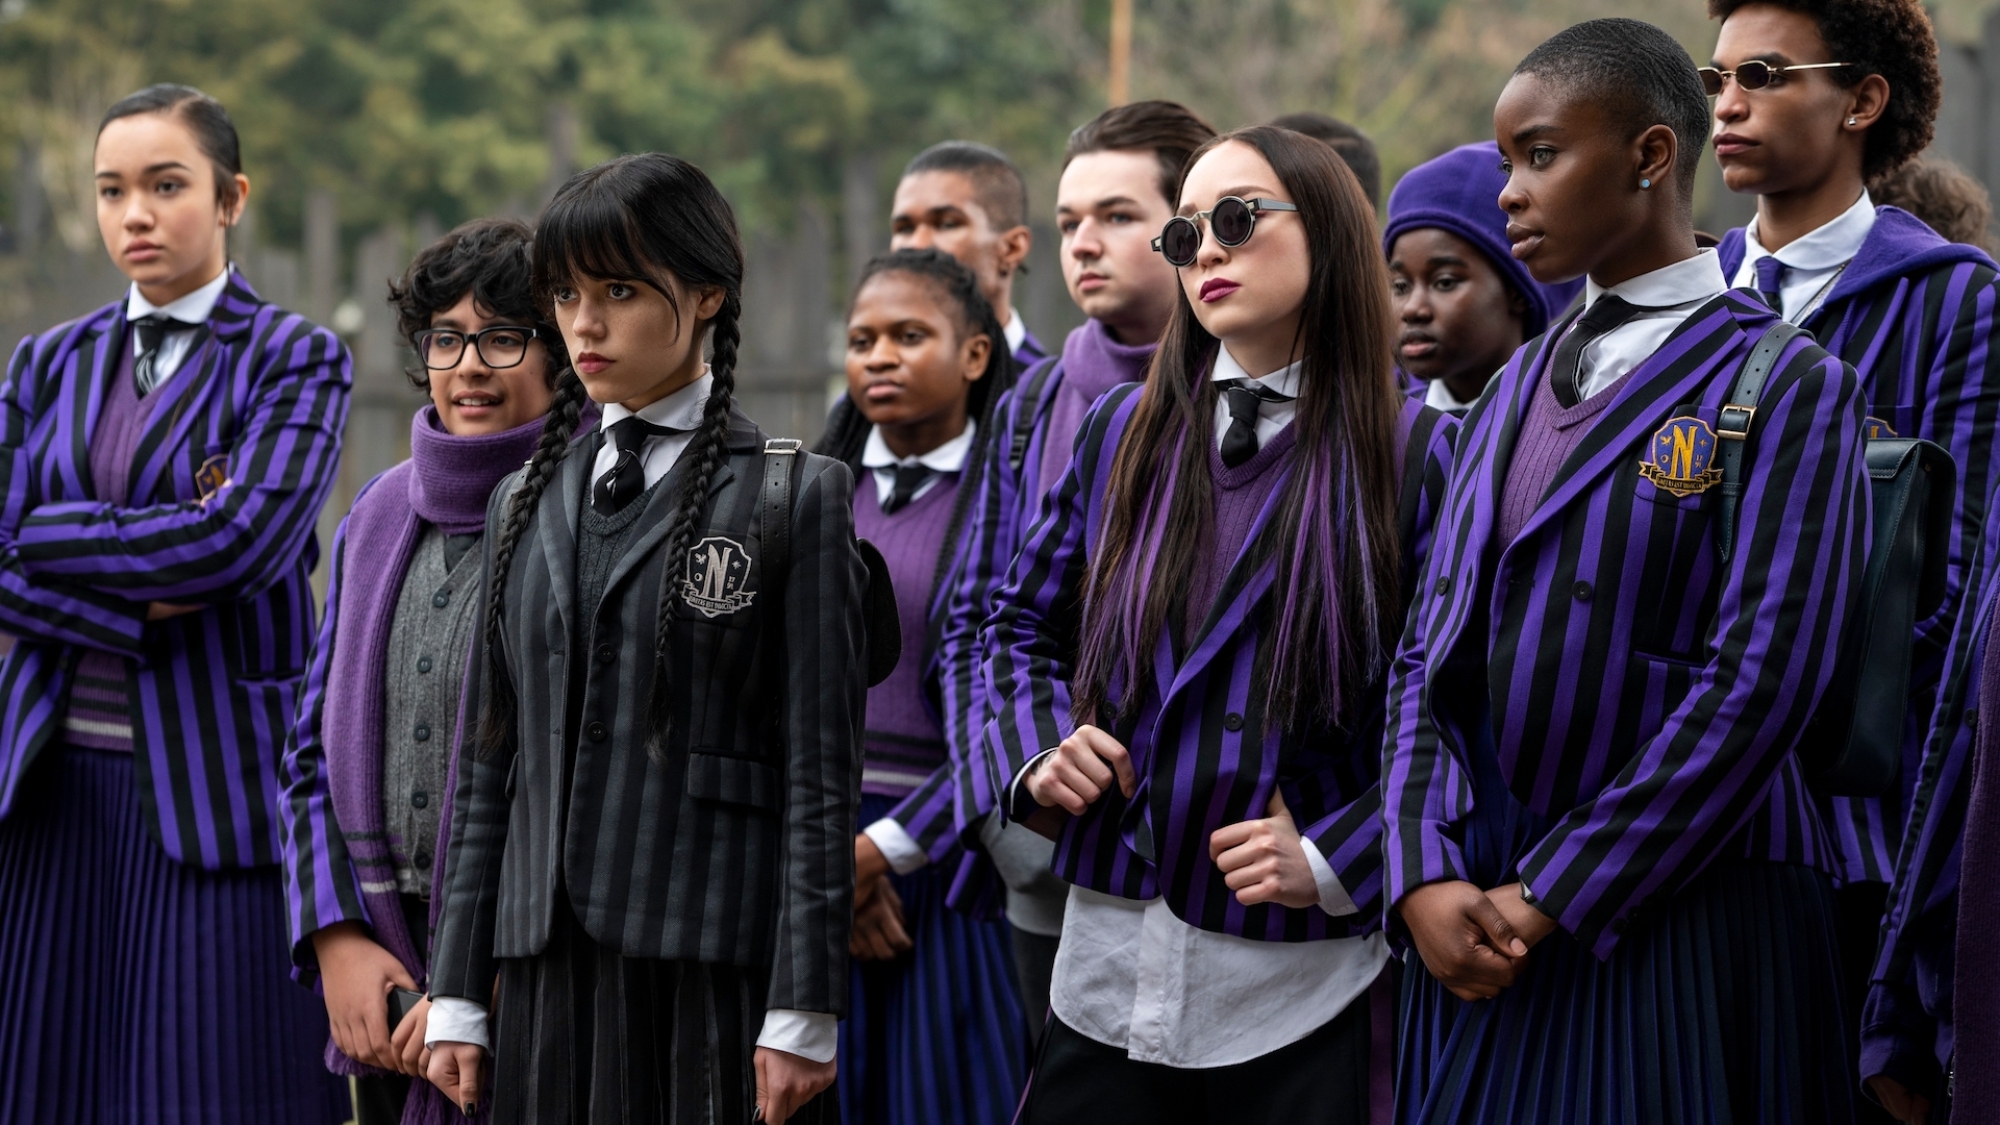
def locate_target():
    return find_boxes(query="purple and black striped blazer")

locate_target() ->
[985,384,1459,942]
[0,273,350,869]
[1720,211,2000,886]
[1382,290,1869,958]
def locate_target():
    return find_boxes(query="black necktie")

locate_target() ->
[1549,296,1644,408]
[1218,378,1295,468]
[593,416,680,513]
[132,314,198,396]
[1752,256,1787,313]
[880,464,932,514]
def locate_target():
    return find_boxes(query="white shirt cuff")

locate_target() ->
[1008,748,1058,812]
[1299,836,1359,917]
[756,1009,839,1063]
[424,995,489,1050]
[863,817,929,875]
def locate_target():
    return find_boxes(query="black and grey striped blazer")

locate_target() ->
[429,408,867,1017]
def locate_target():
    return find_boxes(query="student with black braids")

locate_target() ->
[813,248,1027,1124]
[420,153,869,1125]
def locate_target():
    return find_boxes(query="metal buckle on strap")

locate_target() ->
[765,438,802,455]
[1717,404,1756,441]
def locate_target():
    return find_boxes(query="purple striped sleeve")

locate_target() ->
[13,317,350,602]
[277,511,371,983]
[0,332,148,652]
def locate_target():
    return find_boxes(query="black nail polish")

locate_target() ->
[463,1101,476,1116]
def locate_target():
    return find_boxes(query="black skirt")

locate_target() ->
[492,895,831,1125]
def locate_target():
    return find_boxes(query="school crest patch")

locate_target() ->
[1865,416,1899,440]
[1641,416,1723,497]
[681,536,756,618]
[195,454,230,501]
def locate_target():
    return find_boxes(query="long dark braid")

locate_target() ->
[642,296,742,758]
[474,151,748,762]
[475,366,591,757]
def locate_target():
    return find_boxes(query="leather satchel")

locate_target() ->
[1717,323,1955,797]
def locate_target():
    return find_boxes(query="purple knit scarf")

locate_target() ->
[318,406,544,1121]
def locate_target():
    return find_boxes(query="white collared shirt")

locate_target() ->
[124,267,231,387]
[1574,249,1731,400]
[429,365,838,1064]
[1053,887,1387,1068]
[588,371,713,494]
[1730,190,1875,324]
[859,419,977,508]
[1423,376,1484,413]
[1209,346,1302,448]
[1003,310,1027,356]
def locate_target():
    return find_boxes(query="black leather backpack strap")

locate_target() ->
[761,438,801,582]
[1716,321,1808,564]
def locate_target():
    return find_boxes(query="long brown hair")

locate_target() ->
[1071,125,1403,732]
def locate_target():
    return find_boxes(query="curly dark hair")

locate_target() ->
[1872,156,1995,250]
[387,216,565,392]
[1707,0,1940,181]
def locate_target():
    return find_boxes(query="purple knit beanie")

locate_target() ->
[1382,141,1584,340]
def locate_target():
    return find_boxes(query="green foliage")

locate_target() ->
[0,0,1984,255]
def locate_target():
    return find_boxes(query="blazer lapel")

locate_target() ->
[1500,295,1745,552]
[128,273,263,502]
[594,409,759,613]
[538,434,592,643]
[55,310,124,502]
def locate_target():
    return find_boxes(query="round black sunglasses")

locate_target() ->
[1153,196,1299,267]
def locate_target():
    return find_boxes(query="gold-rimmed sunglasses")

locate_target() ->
[1698,60,1850,96]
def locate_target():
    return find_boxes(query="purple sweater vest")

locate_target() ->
[1186,426,1298,637]
[853,468,962,797]
[1496,362,1633,546]
[67,345,158,752]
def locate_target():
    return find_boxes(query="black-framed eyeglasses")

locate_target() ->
[1152,197,1299,267]
[413,325,539,371]
[1698,60,1849,97]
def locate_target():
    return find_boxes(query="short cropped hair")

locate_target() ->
[1516,18,1713,199]
[1707,0,1940,181]
[903,141,1029,232]
[389,217,564,391]
[1267,112,1381,210]
[1064,100,1219,209]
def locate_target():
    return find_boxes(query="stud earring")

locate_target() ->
[1848,116,1858,126]
[1640,178,1652,189]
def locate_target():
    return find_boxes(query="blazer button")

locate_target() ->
[1967,708,1979,728]
[413,850,431,869]
[1223,712,1245,732]
[596,643,616,664]
[432,590,451,608]
[417,656,433,674]
[1572,581,1593,603]
[1435,575,1451,597]
[587,721,608,742]
[414,724,431,742]
[411,790,429,810]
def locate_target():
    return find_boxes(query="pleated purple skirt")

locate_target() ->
[1395,710,1856,1125]
[0,746,349,1125]
[838,794,1030,1125]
